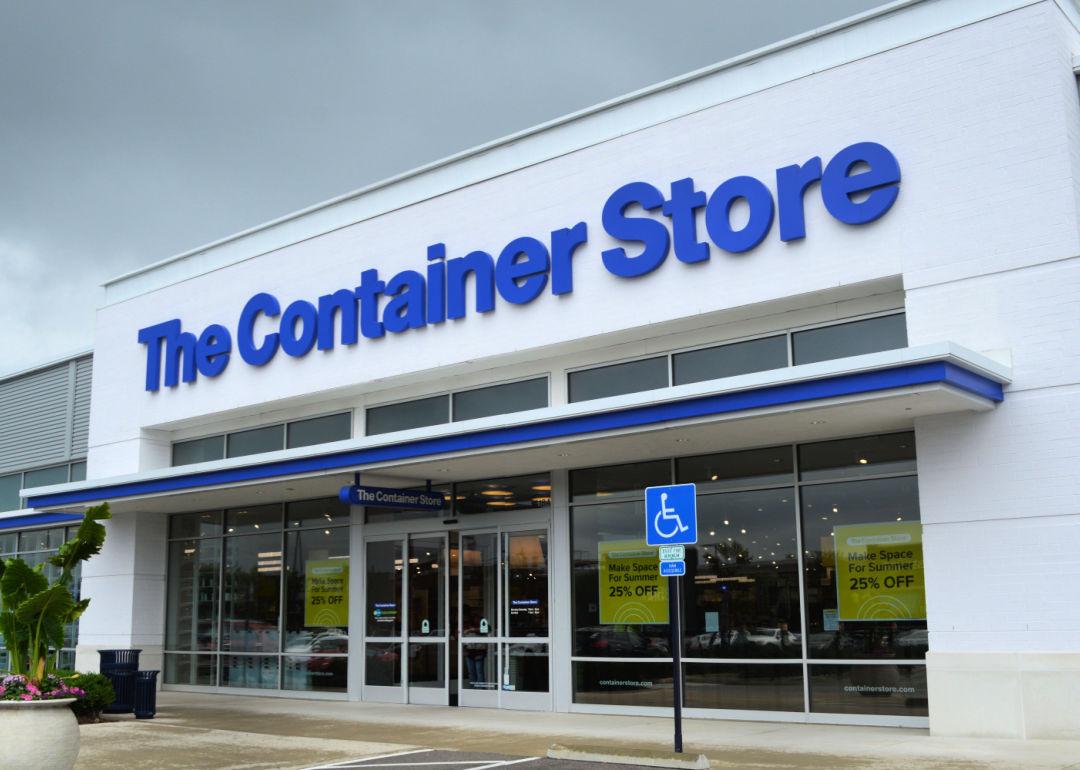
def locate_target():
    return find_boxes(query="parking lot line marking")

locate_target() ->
[332,763,489,768]
[469,758,542,769]
[298,748,433,769]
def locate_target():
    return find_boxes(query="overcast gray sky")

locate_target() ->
[0,0,887,377]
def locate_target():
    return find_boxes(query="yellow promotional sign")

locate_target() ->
[304,559,349,626]
[598,539,668,624]
[834,522,926,621]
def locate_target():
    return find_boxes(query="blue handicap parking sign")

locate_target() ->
[644,483,697,546]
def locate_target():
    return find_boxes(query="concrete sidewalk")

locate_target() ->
[74,691,1080,770]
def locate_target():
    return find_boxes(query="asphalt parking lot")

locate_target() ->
[301,748,659,770]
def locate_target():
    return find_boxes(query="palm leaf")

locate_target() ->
[49,502,111,584]
[0,557,48,608]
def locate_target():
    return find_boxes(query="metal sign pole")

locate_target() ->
[670,573,683,754]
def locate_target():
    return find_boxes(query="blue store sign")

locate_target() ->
[137,141,901,391]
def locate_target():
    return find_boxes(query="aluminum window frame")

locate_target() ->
[171,410,354,467]
[565,309,908,404]
[363,374,552,436]
[567,429,924,721]
[162,497,351,695]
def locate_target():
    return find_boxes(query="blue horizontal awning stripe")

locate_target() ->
[0,512,84,531]
[27,360,1002,509]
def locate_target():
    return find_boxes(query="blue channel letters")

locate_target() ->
[138,142,901,391]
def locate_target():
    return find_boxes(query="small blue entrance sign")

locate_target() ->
[659,561,686,577]
[645,483,698,546]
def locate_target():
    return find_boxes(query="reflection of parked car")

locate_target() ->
[686,632,725,655]
[894,628,928,650]
[576,626,668,657]
[284,630,348,654]
[745,627,801,650]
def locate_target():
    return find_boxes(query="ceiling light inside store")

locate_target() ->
[481,490,513,497]
[858,458,869,464]
[487,501,516,507]
[531,485,551,492]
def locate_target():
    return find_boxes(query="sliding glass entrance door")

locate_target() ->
[459,528,551,710]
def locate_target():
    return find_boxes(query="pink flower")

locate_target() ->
[20,694,32,701]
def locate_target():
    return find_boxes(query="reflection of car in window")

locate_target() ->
[284,629,348,655]
[575,626,669,657]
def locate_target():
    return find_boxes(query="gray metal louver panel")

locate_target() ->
[70,357,92,458]
[0,363,71,475]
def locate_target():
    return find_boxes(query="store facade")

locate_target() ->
[22,0,1080,740]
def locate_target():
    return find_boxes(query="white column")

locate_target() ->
[549,468,573,712]
[74,509,168,674]
[347,504,365,700]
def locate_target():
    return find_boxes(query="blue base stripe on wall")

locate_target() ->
[27,360,1002,509]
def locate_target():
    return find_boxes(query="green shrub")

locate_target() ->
[57,671,114,721]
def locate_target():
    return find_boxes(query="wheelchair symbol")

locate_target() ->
[653,492,690,539]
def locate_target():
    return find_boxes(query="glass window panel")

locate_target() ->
[505,532,548,638]
[503,643,548,692]
[366,540,403,637]
[792,314,907,366]
[572,660,674,706]
[0,474,20,512]
[452,378,548,422]
[164,653,217,686]
[221,533,282,653]
[172,435,225,466]
[366,395,449,436]
[568,357,669,403]
[461,533,497,638]
[364,642,402,686]
[286,498,349,529]
[283,655,347,693]
[571,501,670,657]
[673,335,788,386]
[570,461,670,503]
[462,641,497,690]
[225,504,282,535]
[286,412,351,449]
[19,527,63,552]
[799,432,916,481]
[801,476,926,660]
[169,511,223,540]
[57,649,75,672]
[166,538,221,651]
[684,663,804,711]
[684,489,800,659]
[408,536,445,637]
[227,424,284,458]
[0,532,17,555]
[809,664,928,716]
[68,462,87,483]
[24,465,69,490]
[454,473,551,515]
[221,655,279,689]
[284,527,349,654]
[677,446,794,491]
[408,642,445,688]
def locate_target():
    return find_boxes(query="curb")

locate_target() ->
[547,743,710,769]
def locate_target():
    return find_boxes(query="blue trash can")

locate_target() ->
[103,669,135,714]
[99,649,142,673]
[134,670,159,719]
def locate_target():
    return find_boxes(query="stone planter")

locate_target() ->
[0,698,79,770]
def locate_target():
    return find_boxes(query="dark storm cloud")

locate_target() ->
[0,0,886,375]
